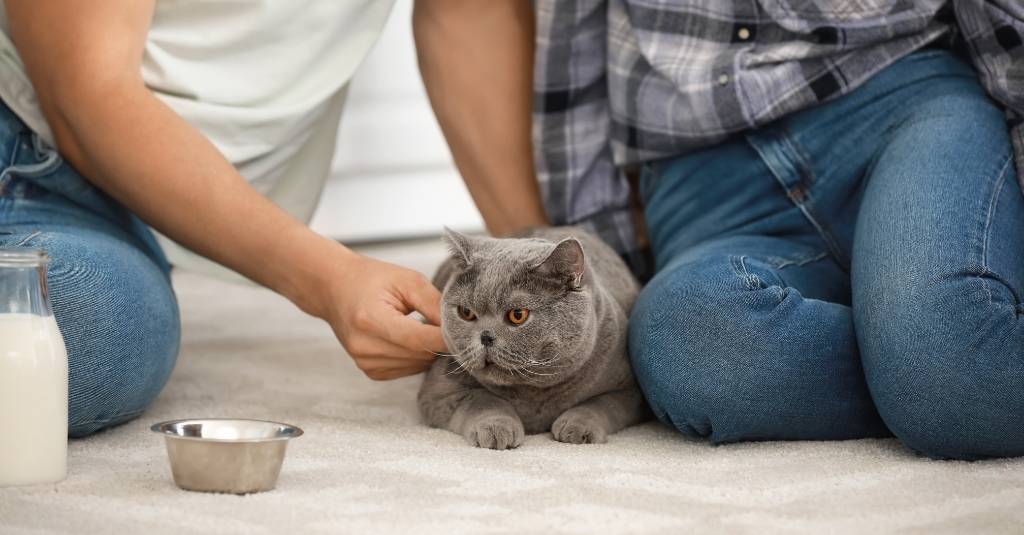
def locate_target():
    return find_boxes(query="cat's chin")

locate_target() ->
[470,363,511,384]
[470,361,563,388]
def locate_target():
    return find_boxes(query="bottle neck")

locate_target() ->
[0,253,52,317]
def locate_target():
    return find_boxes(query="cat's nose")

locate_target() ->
[480,331,495,347]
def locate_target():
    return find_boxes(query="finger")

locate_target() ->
[381,331,442,361]
[356,356,433,371]
[355,357,433,380]
[380,313,447,355]
[402,274,443,326]
[366,367,425,381]
[348,332,440,362]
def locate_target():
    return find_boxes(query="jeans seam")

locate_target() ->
[981,156,1011,268]
[747,131,850,270]
[980,156,1012,307]
[730,254,788,300]
[730,255,759,290]
[781,132,851,269]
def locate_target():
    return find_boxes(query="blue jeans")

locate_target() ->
[629,50,1024,460]
[0,102,180,437]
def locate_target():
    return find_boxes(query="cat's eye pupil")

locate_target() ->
[457,306,476,321]
[506,308,529,325]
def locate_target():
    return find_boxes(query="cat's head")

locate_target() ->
[439,228,595,387]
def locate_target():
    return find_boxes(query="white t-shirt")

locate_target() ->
[0,0,395,279]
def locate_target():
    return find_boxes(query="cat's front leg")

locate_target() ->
[419,358,524,450]
[552,388,648,444]
[454,395,525,450]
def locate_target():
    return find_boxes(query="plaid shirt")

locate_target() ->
[533,0,1024,278]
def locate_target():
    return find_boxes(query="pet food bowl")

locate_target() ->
[151,418,303,494]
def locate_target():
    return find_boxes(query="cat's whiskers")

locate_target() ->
[525,356,564,367]
[482,348,533,383]
[443,345,481,376]
[517,367,555,377]
[493,347,558,381]
[441,341,569,383]
[504,361,536,383]
[444,359,471,377]
[503,348,566,370]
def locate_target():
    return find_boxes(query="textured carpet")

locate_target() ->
[1,239,1022,534]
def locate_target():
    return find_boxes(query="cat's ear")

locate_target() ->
[531,237,585,290]
[442,227,473,268]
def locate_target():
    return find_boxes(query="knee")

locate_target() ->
[32,231,181,437]
[859,311,1024,460]
[869,384,1024,460]
[628,256,792,441]
[863,349,1024,459]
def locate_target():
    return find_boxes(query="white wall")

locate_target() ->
[309,0,485,243]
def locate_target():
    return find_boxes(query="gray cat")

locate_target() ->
[418,226,648,449]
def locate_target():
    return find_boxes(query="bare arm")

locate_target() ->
[413,0,548,237]
[8,0,444,380]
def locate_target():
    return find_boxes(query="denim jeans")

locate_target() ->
[629,49,1024,460]
[0,102,180,437]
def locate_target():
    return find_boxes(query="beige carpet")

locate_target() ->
[1,239,1022,534]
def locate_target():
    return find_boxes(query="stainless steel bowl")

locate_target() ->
[151,418,303,494]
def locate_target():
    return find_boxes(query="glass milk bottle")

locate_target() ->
[0,248,68,486]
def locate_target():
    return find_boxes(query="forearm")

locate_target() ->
[43,82,348,317]
[414,0,547,236]
[8,0,446,379]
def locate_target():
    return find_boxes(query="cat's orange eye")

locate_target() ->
[457,306,477,321]
[506,308,529,325]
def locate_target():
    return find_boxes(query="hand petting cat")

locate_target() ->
[321,252,447,381]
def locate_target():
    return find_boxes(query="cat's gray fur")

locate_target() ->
[418,226,648,449]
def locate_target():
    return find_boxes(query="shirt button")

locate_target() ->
[737,27,751,40]
[718,73,730,86]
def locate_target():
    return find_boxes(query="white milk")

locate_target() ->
[0,313,68,486]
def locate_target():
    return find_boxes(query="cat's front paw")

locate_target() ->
[464,415,524,450]
[552,408,608,444]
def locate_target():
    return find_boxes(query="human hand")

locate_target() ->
[319,252,447,380]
